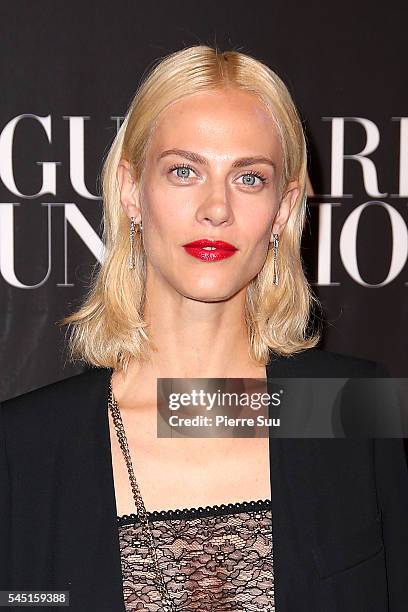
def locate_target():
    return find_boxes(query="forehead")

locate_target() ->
[146,89,282,162]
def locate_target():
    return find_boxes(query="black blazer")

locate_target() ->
[1,348,408,611]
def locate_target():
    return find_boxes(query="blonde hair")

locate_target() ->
[61,44,322,370]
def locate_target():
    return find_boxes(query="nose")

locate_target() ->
[197,178,233,227]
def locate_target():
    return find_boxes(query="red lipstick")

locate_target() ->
[183,239,238,262]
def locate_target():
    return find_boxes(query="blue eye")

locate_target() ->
[169,164,194,179]
[238,172,267,186]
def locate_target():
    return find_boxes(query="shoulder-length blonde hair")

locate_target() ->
[61,44,322,371]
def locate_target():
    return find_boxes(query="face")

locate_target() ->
[118,88,299,303]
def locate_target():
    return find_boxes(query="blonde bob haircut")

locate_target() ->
[62,44,322,371]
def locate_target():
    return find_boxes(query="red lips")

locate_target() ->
[183,239,238,262]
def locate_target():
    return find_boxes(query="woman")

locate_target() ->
[1,45,408,612]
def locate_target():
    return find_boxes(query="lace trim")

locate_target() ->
[117,498,272,526]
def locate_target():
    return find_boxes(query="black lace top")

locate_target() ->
[117,498,274,611]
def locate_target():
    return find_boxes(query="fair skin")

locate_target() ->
[110,87,299,515]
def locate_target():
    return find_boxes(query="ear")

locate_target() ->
[271,180,300,241]
[117,159,142,222]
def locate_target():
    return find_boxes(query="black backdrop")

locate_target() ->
[1,1,407,402]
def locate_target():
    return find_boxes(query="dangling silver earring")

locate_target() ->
[129,218,143,269]
[272,233,280,285]
[129,217,136,269]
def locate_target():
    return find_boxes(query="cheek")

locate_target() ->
[144,183,191,227]
[237,209,275,276]
[141,191,186,271]
[241,208,274,247]
[142,190,172,238]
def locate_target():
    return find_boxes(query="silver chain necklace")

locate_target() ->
[108,378,178,612]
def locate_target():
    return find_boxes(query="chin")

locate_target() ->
[179,284,244,303]
[187,294,235,304]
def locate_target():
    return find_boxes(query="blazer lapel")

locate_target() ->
[267,354,322,610]
[84,366,126,611]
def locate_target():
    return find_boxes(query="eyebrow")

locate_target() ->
[158,148,276,170]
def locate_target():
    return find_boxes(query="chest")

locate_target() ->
[108,406,271,516]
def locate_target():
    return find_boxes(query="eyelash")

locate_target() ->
[168,163,268,185]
